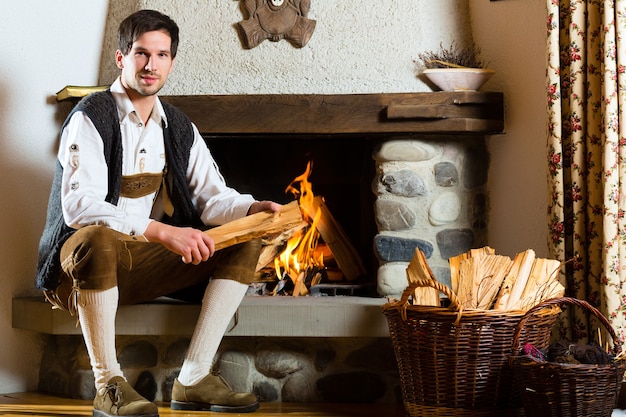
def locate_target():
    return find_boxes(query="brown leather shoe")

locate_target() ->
[93,376,159,417]
[171,372,259,413]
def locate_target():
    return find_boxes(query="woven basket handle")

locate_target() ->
[399,279,461,313]
[511,296,622,357]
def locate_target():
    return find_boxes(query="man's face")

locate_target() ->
[116,29,175,98]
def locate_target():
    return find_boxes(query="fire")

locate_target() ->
[274,161,325,296]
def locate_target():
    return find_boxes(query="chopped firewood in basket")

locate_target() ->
[407,246,565,311]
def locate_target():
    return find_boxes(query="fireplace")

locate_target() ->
[32,89,504,403]
[160,91,504,295]
[206,133,379,295]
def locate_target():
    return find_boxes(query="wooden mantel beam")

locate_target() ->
[56,86,504,135]
[162,92,504,135]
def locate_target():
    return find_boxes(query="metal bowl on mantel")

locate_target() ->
[423,68,495,92]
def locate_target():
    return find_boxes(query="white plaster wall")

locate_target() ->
[0,0,547,393]
[0,0,109,393]
[99,0,473,94]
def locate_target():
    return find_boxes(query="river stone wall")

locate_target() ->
[373,137,489,296]
[38,335,401,403]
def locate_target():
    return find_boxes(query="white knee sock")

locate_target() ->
[77,287,123,391]
[177,279,248,386]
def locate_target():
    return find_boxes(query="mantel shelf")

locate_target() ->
[56,86,504,135]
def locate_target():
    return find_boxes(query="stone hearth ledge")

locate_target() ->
[12,296,390,337]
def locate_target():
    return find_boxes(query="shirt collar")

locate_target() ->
[110,77,168,128]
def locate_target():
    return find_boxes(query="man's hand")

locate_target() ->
[144,221,215,265]
[143,201,280,264]
[248,200,282,215]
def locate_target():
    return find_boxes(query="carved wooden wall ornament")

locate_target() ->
[238,0,316,48]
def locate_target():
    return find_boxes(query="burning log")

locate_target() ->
[305,196,367,281]
[252,161,369,295]
[292,271,308,297]
[255,224,309,272]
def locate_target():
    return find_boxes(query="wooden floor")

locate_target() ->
[0,392,407,417]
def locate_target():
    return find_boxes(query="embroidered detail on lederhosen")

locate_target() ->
[120,172,163,198]
[120,168,175,217]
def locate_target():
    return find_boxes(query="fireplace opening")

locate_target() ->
[204,133,385,296]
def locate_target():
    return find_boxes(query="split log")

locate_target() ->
[406,249,440,306]
[494,249,536,311]
[302,196,367,281]
[448,252,469,294]
[456,256,479,308]
[520,258,562,301]
[474,254,514,309]
[449,246,495,294]
[254,224,309,271]
[513,280,565,311]
[204,200,308,251]
[508,258,564,311]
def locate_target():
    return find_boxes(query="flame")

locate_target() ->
[274,161,324,296]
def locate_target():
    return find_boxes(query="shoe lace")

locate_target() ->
[211,369,233,390]
[103,381,123,412]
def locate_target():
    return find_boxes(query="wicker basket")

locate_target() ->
[382,279,559,417]
[510,297,626,417]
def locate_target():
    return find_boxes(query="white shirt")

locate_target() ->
[58,78,254,237]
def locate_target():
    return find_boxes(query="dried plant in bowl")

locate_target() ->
[416,41,494,91]
[416,41,487,69]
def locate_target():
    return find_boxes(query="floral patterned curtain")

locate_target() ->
[547,0,626,344]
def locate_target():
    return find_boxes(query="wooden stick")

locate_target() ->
[406,249,440,306]
[448,252,468,294]
[493,249,536,310]
[204,200,308,251]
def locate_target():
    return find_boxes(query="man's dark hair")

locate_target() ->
[118,9,180,58]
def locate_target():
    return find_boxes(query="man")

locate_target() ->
[35,9,279,417]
